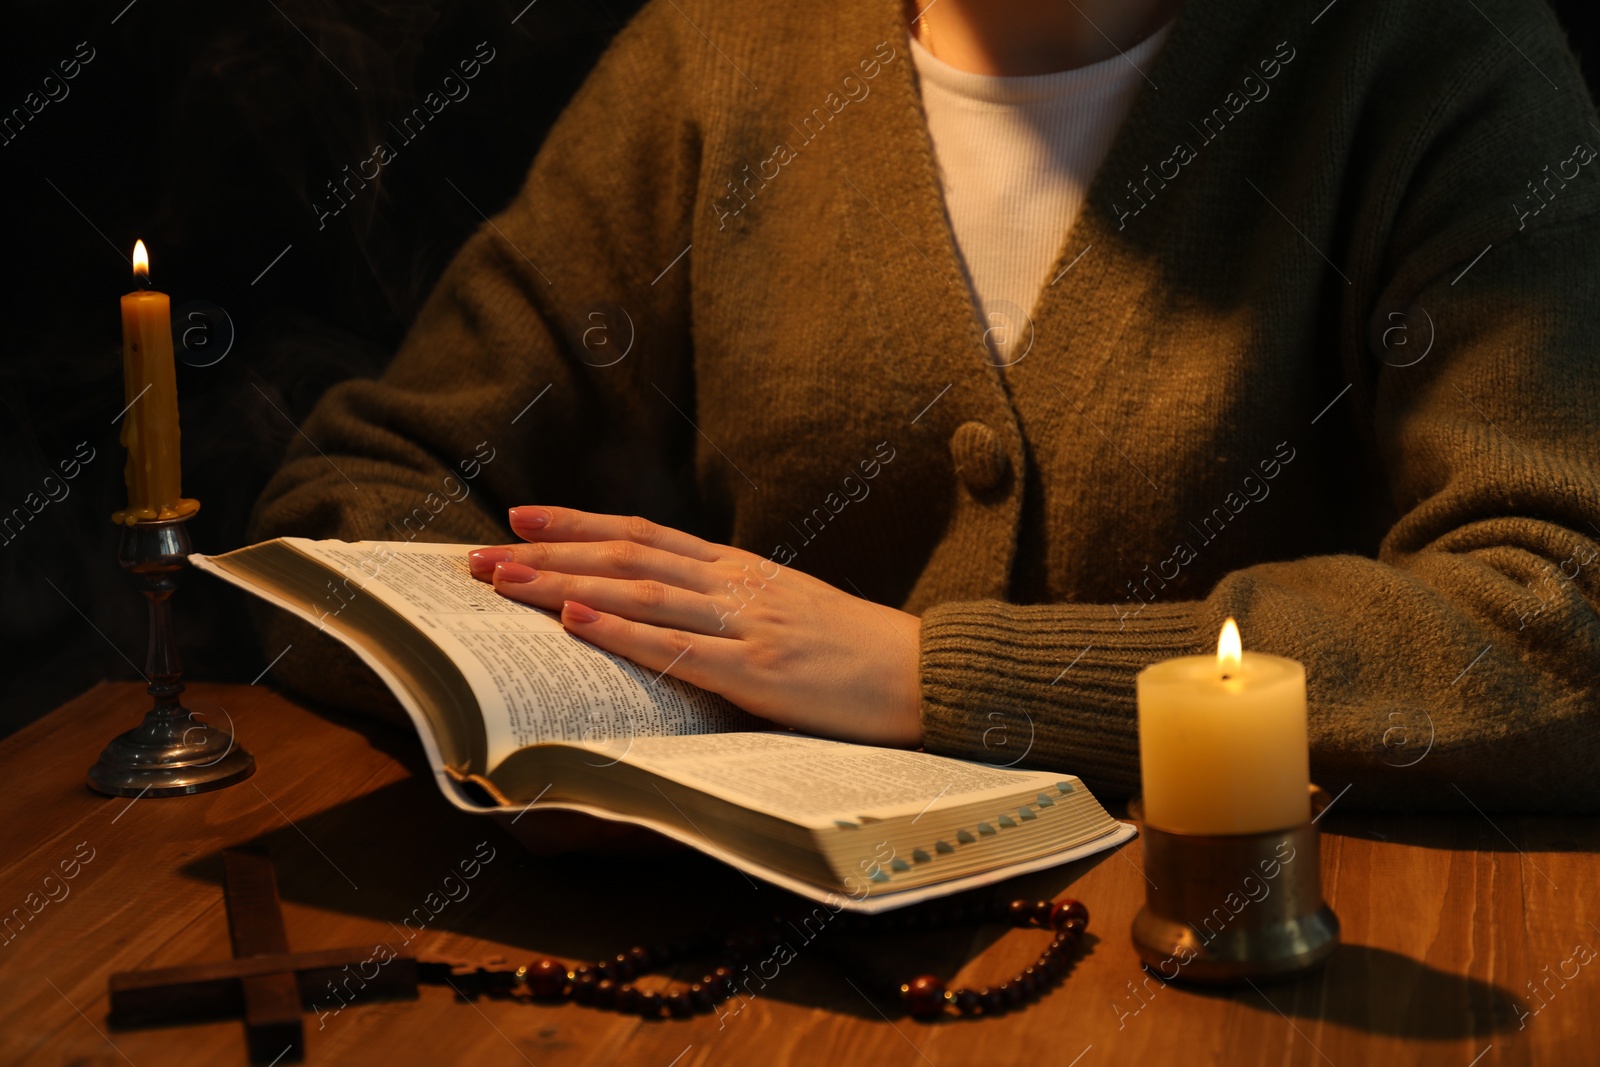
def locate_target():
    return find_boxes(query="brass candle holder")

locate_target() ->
[87,513,255,797]
[1129,784,1339,984]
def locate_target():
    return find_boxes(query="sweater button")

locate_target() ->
[950,421,1009,493]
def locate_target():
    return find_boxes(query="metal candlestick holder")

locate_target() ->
[1129,785,1339,984]
[87,514,255,797]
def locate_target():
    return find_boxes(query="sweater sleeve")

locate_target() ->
[919,13,1600,813]
[246,0,703,719]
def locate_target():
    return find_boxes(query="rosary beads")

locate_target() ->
[426,896,1090,1022]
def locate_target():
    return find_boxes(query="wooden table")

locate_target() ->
[2,682,1595,1066]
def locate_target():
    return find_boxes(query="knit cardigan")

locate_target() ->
[250,0,1600,812]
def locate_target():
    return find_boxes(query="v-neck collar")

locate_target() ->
[835,0,1208,400]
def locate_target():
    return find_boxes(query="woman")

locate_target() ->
[253,0,1600,812]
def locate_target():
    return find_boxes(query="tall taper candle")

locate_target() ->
[114,240,198,525]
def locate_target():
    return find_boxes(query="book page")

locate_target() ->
[289,539,763,766]
[612,732,1066,823]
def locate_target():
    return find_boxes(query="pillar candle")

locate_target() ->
[1136,619,1310,835]
[114,240,198,525]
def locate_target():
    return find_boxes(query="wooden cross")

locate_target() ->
[109,849,418,1064]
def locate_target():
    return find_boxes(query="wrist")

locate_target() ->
[886,610,925,747]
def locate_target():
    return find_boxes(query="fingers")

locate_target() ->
[555,599,746,696]
[493,561,742,635]
[508,506,722,562]
[468,539,720,592]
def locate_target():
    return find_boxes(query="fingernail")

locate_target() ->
[563,600,600,624]
[494,561,538,584]
[509,506,550,530]
[469,547,513,575]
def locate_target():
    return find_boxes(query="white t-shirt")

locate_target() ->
[910,23,1175,362]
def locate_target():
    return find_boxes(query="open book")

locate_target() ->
[192,539,1134,912]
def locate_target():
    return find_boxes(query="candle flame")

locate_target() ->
[133,240,149,283]
[1217,617,1242,677]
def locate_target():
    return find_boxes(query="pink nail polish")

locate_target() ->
[563,600,600,624]
[469,547,513,574]
[495,561,538,584]
[509,506,550,530]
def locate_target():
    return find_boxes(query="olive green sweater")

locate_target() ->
[250,0,1600,811]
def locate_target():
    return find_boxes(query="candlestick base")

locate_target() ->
[86,710,256,798]
[87,513,256,798]
[1128,785,1339,984]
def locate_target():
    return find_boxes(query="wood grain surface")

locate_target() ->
[1,682,1594,1066]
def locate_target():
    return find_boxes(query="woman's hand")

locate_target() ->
[467,506,923,747]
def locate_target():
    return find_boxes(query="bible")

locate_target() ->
[192,539,1134,912]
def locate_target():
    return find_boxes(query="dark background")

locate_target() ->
[1,0,1595,736]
